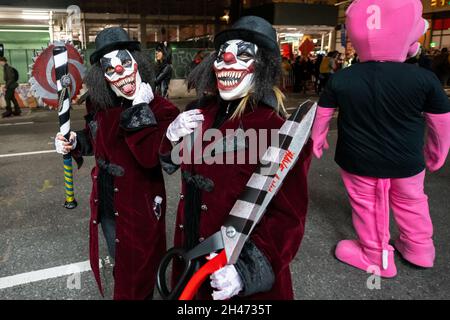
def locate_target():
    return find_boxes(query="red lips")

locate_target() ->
[107,64,138,96]
[214,66,254,91]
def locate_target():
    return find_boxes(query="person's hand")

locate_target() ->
[166,109,204,142]
[310,107,335,159]
[210,263,243,300]
[312,136,329,159]
[424,112,450,172]
[133,82,154,106]
[55,132,77,155]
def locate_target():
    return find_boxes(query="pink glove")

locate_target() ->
[424,112,450,172]
[310,106,336,159]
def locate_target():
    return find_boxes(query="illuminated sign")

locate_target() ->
[430,0,450,8]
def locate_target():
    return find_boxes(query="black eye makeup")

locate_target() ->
[101,50,134,76]
[106,66,115,75]
[100,57,114,75]
[117,50,132,62]
[216,41,256,63]
[122,59,132,68]
[217,43,230,62]
[237,42,256,61]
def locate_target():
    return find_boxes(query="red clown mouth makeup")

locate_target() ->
[215,66,254,91]
[108,64,138,96]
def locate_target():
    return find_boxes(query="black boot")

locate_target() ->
[2,110,12,118]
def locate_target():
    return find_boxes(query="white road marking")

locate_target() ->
[0,260,94,290]
[0,122,34,127]
[0,150,56,158]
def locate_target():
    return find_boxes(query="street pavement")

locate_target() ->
[0,94,449,300]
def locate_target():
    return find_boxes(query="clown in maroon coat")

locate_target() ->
[160,16,312,300]
[55,27,179,299]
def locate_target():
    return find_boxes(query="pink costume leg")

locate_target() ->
[390,171,435,268]
[336,170,397,278]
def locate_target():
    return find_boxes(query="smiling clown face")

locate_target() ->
[214,40,258,101]
[100,49,142,100]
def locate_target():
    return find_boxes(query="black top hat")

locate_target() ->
[90,27,141,64]
[214,16,278,52]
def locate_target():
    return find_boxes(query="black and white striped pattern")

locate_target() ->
[220,100,318,264]
[53,44,71,140]
[53,43,77,209]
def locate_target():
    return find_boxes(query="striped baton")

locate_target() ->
[53,44,77,209]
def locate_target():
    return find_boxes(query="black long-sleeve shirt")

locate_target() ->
[319,61,450,178]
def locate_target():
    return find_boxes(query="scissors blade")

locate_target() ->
[220,100,318,264]
[185,231,224,260]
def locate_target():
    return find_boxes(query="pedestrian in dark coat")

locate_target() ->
[155,42,173,98]
[0,57,21,117]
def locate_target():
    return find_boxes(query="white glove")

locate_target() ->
[210,263,243,300]
[133,82,154,106]
[166,109,204,142]
[55,131,77,155]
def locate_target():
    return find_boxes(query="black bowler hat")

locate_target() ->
[90,27,141,64]
[214,16,278,52]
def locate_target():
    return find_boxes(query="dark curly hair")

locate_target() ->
[84,51,155,110]
[186,46,283,110]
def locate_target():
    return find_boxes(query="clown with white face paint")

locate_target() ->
[100,49,142,100]
[54,27,180,299]
[214,40,257,101]
[161,16,313,301]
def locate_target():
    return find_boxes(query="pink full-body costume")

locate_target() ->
[311,0,450,277]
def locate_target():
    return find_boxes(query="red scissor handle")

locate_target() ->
[178,250,228,300]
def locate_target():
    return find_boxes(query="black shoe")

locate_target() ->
[2,111,12,118]
[13,111,21,116]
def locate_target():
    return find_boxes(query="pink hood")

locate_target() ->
[346,0,428,62]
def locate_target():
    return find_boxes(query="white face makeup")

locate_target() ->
[214,40,257,101]
[100,49,142,100]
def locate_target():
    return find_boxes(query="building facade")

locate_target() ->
[423,0,450,49]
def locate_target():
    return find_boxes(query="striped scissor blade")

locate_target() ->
[221,100,318,264]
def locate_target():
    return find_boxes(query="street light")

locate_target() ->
[220,10,230,24]
[335,0,353,6]
[21,10,49,20]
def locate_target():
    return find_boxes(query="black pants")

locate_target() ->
[5,87,20,113]
[98,168,116,260]
[100,210,116,260]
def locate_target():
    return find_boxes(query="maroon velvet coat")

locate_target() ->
[81,96,179,299]
[172,100,312,300]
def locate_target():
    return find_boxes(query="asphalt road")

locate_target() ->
[0,95,449,300]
